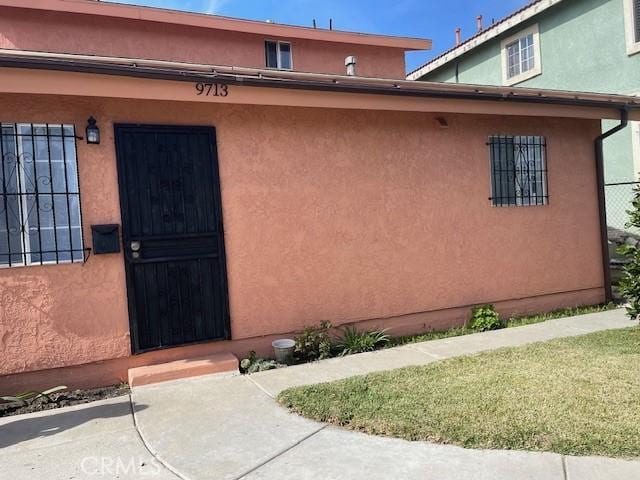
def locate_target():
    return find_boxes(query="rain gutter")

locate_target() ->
[595,109,629,303]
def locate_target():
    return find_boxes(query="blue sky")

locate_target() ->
[108,0,529,72]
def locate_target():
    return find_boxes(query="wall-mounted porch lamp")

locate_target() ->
[86,116,100,145]
[435,116,449,129]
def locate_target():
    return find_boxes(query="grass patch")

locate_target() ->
[389,303,617,347]
[505,303,617,328]
[279,327,640,458]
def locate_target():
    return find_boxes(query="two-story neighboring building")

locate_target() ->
[1,0,639,391]
[409,0,640,231]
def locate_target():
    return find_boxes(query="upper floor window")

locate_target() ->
[623,0,640,55]
[265,41,292,70]
[0,123,84,267]
[488,135,548,207]
[500,24,542,86]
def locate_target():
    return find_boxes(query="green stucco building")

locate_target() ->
[411,0,640,230]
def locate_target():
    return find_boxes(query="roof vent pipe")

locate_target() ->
[345,56,357,76]
[455,28,462,46]
[477,15,483,32]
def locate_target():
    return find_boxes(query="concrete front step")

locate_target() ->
[128,352,239,387]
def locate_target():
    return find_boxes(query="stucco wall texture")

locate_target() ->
[0,6,406,79]
[0,93,605,380]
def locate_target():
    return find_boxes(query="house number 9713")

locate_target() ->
[195,82,229,97]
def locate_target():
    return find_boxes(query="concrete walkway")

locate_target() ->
[1,308,638,479]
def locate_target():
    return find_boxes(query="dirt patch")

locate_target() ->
[0,384,130,417]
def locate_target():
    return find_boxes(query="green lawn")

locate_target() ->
[278,327,640,458]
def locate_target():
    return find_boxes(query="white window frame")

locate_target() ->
[0,123,84,268]
[265,40,293,70]
[623,0,640,56]
[500,24,542,86]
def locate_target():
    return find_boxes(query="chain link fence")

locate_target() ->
[605,181,639,297]
[605,181,639,233]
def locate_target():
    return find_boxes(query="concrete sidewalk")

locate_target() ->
[1,308,638,479]
[0,396,175,479]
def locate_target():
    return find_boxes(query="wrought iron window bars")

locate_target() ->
[0,123,88,267]
[488,135,548,207]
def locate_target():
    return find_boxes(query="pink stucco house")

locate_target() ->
[0,0,638,390]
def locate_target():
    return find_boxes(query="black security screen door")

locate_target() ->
[115,125,230,353]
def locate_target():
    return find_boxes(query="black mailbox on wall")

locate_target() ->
[91,224,121,254]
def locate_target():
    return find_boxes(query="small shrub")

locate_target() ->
[468,304,502,332]
[240,351,277,374]
[294,321,333,362]
[619,184,640,319]
[337,327,390,356]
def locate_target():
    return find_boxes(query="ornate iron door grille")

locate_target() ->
[488,135,548,207]
[0,123,86,267]
[114,125,230,353]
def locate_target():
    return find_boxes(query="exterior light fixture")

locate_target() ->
[86,116,100,145]
[435,116,449,129]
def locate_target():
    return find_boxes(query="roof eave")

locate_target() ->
[0,50,638,118]
[0,0,431,51]
[407,0,565,80]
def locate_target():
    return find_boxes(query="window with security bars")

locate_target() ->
[0,124,84,267]
[488,135,548,207]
